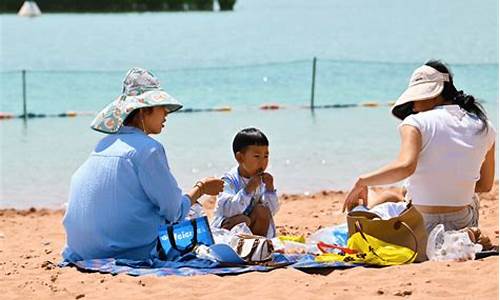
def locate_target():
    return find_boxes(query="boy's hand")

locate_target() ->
[261,172,274,192]
[200,177,224,196]
[245,175,261,194]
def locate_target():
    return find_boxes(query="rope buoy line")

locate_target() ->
[0,101,395,120]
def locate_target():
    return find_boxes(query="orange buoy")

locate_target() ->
[66,111,77,117]
[214,106,232,112]
[360,101,379,107]
[259,103,283,110]
[0,112,14,119]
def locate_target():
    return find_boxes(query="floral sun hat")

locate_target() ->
[91,67,183,134]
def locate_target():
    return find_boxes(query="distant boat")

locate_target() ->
[18,1,42,17]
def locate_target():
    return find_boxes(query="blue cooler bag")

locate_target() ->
[158,216,214,261]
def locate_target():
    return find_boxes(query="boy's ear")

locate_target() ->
[235,151,243,163]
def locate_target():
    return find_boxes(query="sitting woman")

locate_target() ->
[62,68,224,262]
[343,60,496,234]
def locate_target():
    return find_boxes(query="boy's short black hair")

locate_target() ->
[232,127,269,154]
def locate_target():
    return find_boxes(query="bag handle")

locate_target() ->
[237,238,260,260]
[317,241,358,255]
[167,219,198,254]
[354,220,418,264]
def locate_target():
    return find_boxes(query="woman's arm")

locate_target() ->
[343,125,422,212]
[186,177,224,205]
[475,143,495,193]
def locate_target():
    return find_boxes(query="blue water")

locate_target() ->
[0,0,498,208]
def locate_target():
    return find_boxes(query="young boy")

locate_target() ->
[211,127,280,238]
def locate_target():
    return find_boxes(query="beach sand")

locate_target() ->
[1,184,498,300]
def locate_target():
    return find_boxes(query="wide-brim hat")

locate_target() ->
[91,67,183,134]
[207,244,246,265]
[391,65,450,120]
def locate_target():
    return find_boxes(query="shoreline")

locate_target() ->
[1,184,498,299]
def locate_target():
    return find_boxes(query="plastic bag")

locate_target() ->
[212,228,233,245]
[426,224,482,261]
[194,244,218,262]
[306,223,349,254]
[211,222,253,246]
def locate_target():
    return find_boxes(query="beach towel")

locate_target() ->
[290,254,359,270]
[60,252,296,277]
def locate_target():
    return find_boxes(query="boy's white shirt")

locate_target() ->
[211,166,280,238]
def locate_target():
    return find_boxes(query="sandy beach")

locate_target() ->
[1,184,498,300]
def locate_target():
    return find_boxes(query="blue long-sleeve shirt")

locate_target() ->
[62,126,191,261]
[211,166,280,238]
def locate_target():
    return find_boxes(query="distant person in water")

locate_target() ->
[343,60,496,234]
[62,68,224,261]
[211,128,280,238]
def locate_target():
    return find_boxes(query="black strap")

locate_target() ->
[166,219,198,254]
[156,236,167,260]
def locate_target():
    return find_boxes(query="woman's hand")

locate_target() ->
[342,179,368,212]
[198,177,224,196]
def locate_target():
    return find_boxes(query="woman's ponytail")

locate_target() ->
[425,60,489,134]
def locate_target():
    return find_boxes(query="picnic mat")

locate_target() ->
[60,253,301,277]
[60,250,497,277]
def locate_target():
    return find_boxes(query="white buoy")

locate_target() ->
[18,1,42,17]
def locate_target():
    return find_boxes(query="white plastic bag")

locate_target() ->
[211,222,253,246]
[306,223,349,254]
[230,222,253,236]
[212,227,233,245]
[426,224,482,261]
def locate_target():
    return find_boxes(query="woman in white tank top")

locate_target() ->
[343,60,496,233]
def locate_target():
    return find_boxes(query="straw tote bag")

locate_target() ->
[346,202,428,262]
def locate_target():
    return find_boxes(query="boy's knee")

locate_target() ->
[240,215,251,226]
[222,214,251,229]
[253,204,271,219]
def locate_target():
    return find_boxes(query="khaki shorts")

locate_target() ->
[421,195,480,233]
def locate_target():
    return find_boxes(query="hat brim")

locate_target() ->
[391,81,444,120]
[91,90,183,134]
[207,244,246,265]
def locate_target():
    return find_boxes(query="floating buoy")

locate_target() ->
[18,1,42,17]
[260,103,283,110]
[214,106,231,112]
[360,101,379,107]
[66,111,77,117]
[308,104,357,109]
[0,112,15,119]
[18,112,39,118]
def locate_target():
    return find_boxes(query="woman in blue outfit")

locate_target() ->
[62,68,224,262]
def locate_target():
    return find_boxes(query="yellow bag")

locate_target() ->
[315,232,416,266]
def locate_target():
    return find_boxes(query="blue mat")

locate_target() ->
[60,253,302,277]
[290,254,359,270]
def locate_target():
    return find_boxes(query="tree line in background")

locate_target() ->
[0,0,236,12]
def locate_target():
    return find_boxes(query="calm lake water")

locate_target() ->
[0,0,498,208]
